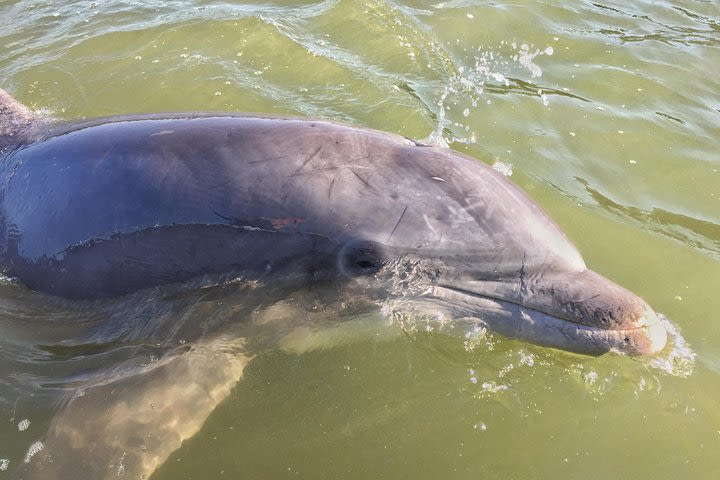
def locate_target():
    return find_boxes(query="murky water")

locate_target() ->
[1,0,719,478]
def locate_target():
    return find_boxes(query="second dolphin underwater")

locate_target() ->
[0,88,666,478]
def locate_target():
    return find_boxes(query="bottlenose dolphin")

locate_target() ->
[0,88,666,478]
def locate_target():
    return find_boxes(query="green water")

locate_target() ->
[1,0,719,478]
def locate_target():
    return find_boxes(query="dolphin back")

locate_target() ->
[0,113,583,298]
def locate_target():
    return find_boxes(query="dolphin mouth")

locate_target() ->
[433,281,667,356]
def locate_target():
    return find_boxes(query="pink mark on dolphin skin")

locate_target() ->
[270,217,306,229]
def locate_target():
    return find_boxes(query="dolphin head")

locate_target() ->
[340,241,666,357]
[319,132,667,355]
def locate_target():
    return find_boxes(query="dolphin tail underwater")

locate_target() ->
[0,88,667,479]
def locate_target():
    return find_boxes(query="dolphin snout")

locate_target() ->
[536,269,650,329]
[526,268,668,355]
[437,267,667,355]
[621,306,667,355]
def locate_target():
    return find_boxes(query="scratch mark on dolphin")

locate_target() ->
[212,179,234,189]
[213,211,234,223]
[328,176,336,200]
[387,205,409,243]
[518,251,528,296]
[422,213,437,237]
[290,145,322,177]
[93,144,118,174]
[561,294,601,306]
[289,166,338,177]
[247,155,286,165]
[346,166,381,196]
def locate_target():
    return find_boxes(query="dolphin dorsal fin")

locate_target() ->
[0,88,48,154]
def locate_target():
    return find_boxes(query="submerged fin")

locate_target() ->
[20,335,251,480]
[0,88,49,154]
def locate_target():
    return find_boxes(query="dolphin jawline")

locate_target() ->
[431,283,667,356]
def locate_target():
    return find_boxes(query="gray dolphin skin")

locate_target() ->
[0,88,666,356]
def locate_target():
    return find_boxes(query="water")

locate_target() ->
[1,0,719,478]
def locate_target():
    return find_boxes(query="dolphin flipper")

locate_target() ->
[22,336,250,479]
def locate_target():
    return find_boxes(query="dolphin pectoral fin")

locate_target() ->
[22,337,251,480]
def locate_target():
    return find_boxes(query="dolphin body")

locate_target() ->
[0,89,666,478]
[0,88,666,354]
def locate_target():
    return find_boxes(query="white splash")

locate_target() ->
[0,459,9,471]
[427,39,556,145]
[492,161,513,177]
[17,419,30,431]
[23,441,44,464]
[424,86,451,148]
[116,452,126,476]
[584,370,599,385]
[462,324,496,352]
[648,314,696,377]
[513,43,551,78]
[519,351,535,367]
[0,273,19,285]
[481,381,509,392]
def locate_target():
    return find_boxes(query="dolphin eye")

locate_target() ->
[338,239,384,276]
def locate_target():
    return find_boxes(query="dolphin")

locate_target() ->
[0,88,666,478]
[0,88,666,354]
